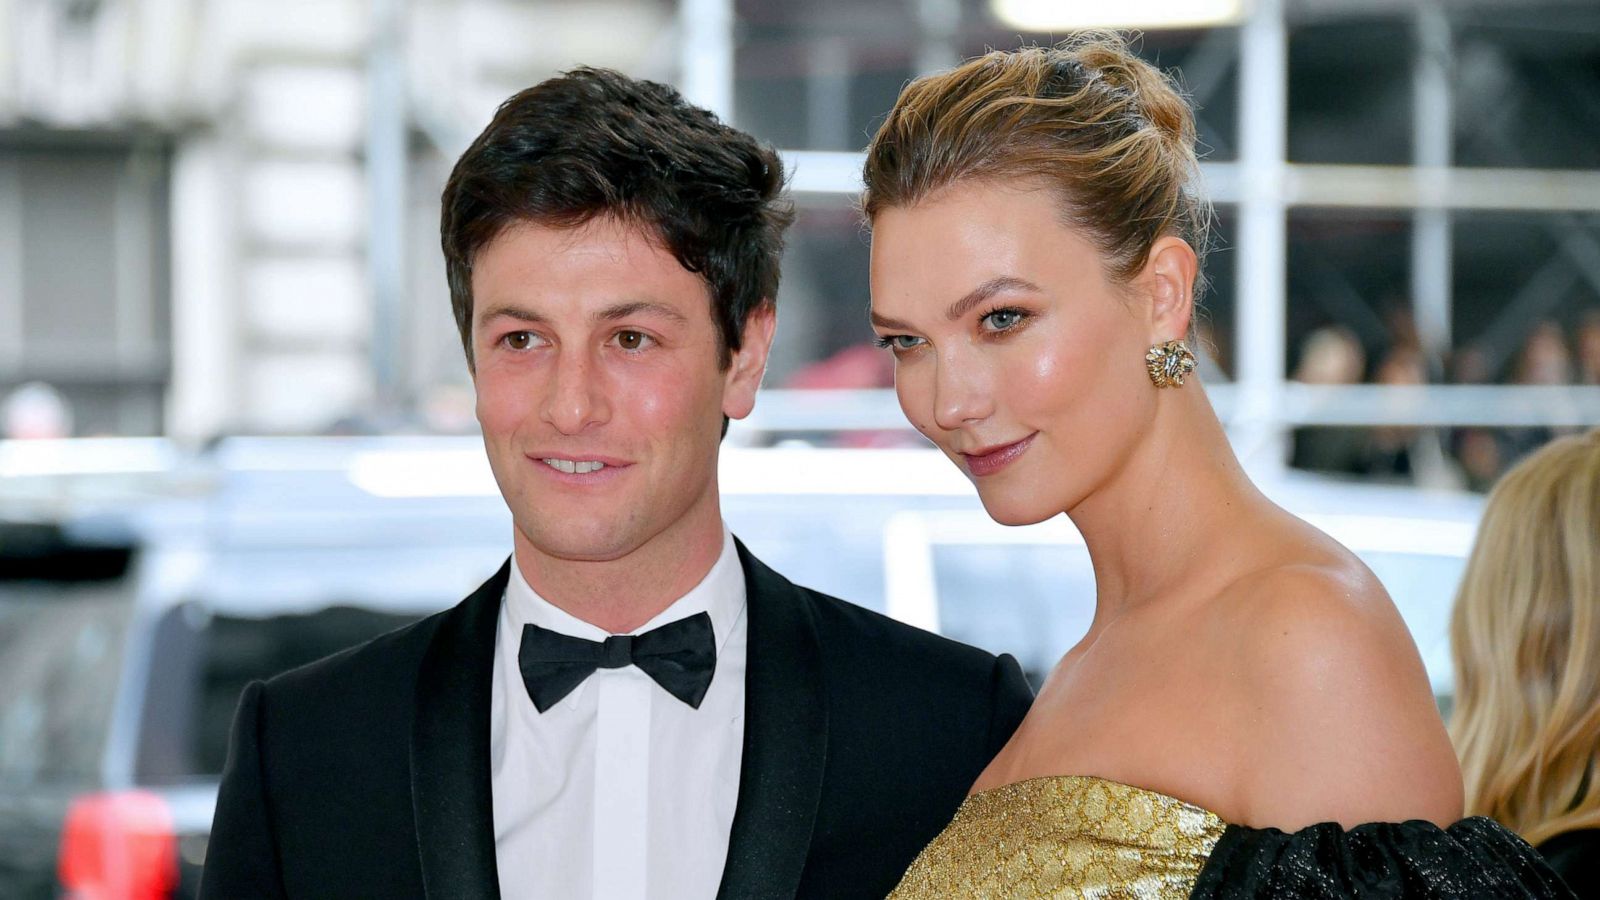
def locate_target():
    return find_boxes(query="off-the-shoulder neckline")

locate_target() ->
[966,773,1218,815]
[966,773,1478,835]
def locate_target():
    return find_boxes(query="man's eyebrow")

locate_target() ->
[477,304,548,326]
[945,276,1042,321]
[594,300,689,325]
[870,276,1043,331]
[475,301,690,326]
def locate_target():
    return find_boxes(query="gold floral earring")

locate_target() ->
[1146,340,1197,388]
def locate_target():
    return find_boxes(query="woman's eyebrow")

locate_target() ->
[944,276,1042,321]
[870,310,912,330]
[871,275,1042,331]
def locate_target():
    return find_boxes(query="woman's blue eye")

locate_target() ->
[981,309,1025,331]
[875,335,924,352]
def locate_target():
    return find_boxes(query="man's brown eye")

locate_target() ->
[617,331,645,350]
[506,332,532,350]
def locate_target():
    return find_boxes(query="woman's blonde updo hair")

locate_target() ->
[1451,428,1600,847]
[862,32,1212,304]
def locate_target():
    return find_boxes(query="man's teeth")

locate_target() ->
[542,458,606,474]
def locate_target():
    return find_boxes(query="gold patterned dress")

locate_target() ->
[887,775,1577,899]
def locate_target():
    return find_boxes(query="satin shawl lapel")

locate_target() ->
[411,560,508,900]
[716,541,831,900]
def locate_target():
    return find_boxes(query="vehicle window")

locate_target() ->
[135,603,422,783]
[0,583,132,787]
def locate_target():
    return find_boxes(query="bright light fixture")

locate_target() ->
[991,0,1248,31]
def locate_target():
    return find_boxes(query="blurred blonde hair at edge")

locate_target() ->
[1451,427,1600,847]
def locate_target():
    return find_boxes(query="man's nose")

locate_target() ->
[540,350,610,434]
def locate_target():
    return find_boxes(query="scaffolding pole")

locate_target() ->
[368,0,408,407]
[1412,3,1453,365]
[1234,0,1290,469]
[679,0,735,123]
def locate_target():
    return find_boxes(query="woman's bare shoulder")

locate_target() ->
[1213,552,1464,831]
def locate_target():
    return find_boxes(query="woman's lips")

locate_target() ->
[961,433,1036,477]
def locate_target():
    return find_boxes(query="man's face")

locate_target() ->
[469,217,773,568]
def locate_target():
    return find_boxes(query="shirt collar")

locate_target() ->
[505,526,745,655]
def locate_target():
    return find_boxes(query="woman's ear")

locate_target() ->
[1140,236,1198,341]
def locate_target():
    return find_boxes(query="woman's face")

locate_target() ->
[869,181,1175,525]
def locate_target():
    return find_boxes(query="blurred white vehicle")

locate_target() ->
[0,437,1479,898]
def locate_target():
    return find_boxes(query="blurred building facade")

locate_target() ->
[1,0,1598,484]
[0,0,677,437]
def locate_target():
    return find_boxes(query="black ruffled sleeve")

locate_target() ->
[1189,816,1578,899]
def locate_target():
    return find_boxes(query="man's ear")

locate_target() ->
[1140,236,1198,342]
[723,302,777,421]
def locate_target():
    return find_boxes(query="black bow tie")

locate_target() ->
[518,611,717,713]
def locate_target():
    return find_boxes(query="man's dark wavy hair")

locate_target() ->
[441,67,795,369]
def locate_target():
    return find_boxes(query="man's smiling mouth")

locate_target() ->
[540,458,606,474]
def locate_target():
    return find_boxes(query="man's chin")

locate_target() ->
[514,524,643,565]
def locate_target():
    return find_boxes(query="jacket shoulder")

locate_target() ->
[797,582,1014,679]
[263,603,449,702]
[261,559,507,702]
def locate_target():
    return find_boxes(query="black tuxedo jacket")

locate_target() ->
[201,541,1033,899]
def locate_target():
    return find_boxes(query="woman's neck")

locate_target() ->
[1066,382,1268,632]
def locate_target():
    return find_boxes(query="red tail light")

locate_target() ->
[57,790,178,900]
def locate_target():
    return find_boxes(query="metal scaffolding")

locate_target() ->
[708,1,1600,449]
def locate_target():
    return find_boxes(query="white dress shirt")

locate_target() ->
[489,528,748,900]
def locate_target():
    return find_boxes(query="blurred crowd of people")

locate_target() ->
[1290,308,1600,491]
